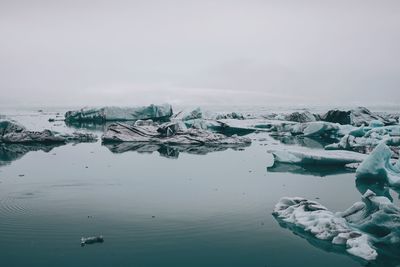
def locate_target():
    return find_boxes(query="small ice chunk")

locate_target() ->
[81,235,104,246]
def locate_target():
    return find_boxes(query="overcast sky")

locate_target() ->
[0,0,399,107]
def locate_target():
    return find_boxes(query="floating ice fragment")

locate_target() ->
[81,235,104,246]
[0,119,97,144]
[268,146,366,166]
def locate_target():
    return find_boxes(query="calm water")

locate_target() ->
[0,107,399,267]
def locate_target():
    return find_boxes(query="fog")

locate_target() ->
[1,0,399,107]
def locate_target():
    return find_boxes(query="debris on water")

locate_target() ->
[18,174,25,177]
[81,236,104,246]
[152,215,156,218]
[85,166,88,168]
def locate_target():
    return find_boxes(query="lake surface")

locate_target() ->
[0,107,399,267]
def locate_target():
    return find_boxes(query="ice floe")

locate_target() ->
[268,146,366,166]
[102,122,251,146]
[0,120,97,144]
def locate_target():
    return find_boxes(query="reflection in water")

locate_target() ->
[65,121,116,132]
[0,143,63,167]
[103,142,250,159]
[274,215,400,267]
[267,162,354,177]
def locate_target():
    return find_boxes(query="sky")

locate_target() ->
[0,0,399,107]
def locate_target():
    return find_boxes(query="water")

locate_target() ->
[0,107,399,267]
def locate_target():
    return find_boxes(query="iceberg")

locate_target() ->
[274,190,400,261]
[273,193,377,261]
[284,110,318,123]
[172,107,203,121]
[65,104,173,122]
[274,190,400,262]
[321,107,391,126]
[337,190,400,247]
[215,112,245,120]
[356,142,400,187]
[270,121,356,141]
[325,124,400,155]
[0,119,97,144]
[268,146,366,166]
[102,122,251,146]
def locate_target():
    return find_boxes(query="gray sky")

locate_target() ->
[1,0,400,106]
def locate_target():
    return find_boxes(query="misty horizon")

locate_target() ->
[1,0,400,106]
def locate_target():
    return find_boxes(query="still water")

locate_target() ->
[0,107,398,267]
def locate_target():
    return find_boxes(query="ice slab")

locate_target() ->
[102,122,251,146]
[268,146,366,166]
[65,104,173,122]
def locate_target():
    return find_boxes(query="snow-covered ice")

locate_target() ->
[273,193,377,261]
[102,122,251,146]
[274,190,400,261]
